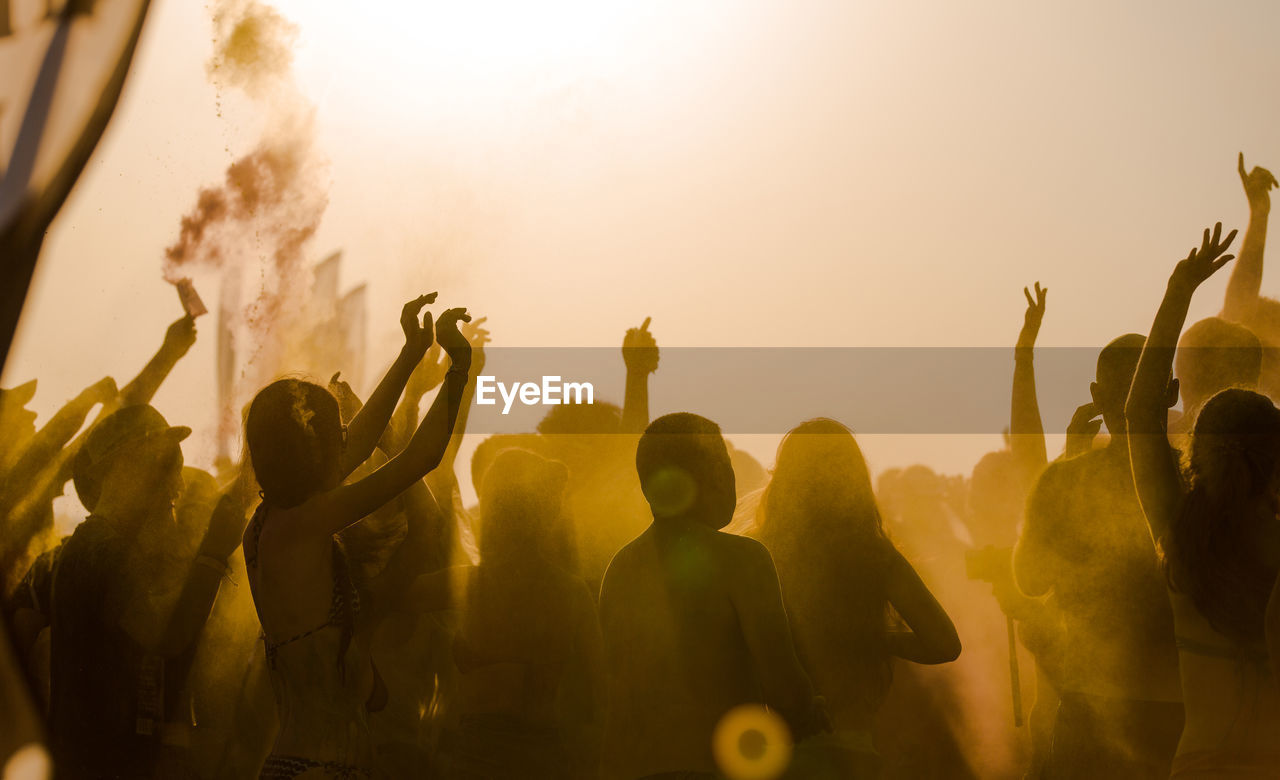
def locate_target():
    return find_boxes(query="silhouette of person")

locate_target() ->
[242,295,470,778]
[4,312,197,597]
[1222,153,1280,399]
[751,418,960,778]
[48,404,239,778]
[1169,317,1262,442]
[398,447,605,778]
[598,412,826,780]
[1014,332,1184,778]
[1128,223,1280,776]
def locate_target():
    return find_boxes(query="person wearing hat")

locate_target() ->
[48,404,243,779]
[0,377,116,583]
[4,313,196,612]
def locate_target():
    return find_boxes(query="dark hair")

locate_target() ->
[537,402,623,435]
[246,379,344,508]
[1170,388,1280,644]
[1095,334,1146,412]
[471,433,543,495]
[478,448,572,569]
[1176,317,1262,411]
[754,418,894,710]
[635,413,735,526]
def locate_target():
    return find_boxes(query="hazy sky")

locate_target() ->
[6,0,1280,506]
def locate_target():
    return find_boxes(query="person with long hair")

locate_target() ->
[1127,222,1280,777]
[749,418,960,777]
[242,294,471,778]
[399,446,605,778]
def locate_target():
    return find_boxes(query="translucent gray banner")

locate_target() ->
[459,346,1181,435]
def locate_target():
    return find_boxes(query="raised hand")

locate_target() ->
[1170,222,1238,294]
[406,342,446,399]
[461,315,490,348]
[461,315,490,376]
[328,371,363,422]
[400,293,438,357]
[435,307,473,370]
[1017,282,1047,351]
[622,316,660,375]
[1064,401,1102,458]
[162,314,198,358]
[1239,152,1278,215]
[85,376,119,405]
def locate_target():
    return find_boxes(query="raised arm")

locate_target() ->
[383,342,446,454]
[1011,283,1049,482]
[339,293,438,476]
[1223,153,1277,322]
[1,377,115,498]
[120,315,197,406]
[1127,223,1237,542]
[155,466,256,656]
[884,545,962,663]
[304,307,472,537]
[1063,401,1103,459]
[620,317,659,434]
[435,316,490,476]
[327,372,454,590]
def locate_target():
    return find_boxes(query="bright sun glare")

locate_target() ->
[276,0,667,112]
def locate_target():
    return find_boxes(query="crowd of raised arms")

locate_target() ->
[4,154,1280,780]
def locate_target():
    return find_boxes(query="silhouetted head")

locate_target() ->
[478,448,570,566]
[471,432,543,496]
[756,418,896,709]
[1091,333,1173,435]
[1172,388,1280,643]
[73,405,189,519]
[536,401,625,477]
[761,418,880,536]
[246,379,344,508]
[1176,317,1262,418]
[537,401,623,436]
[967,449,1022,545]
[635,413,735,529]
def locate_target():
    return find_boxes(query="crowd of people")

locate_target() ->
[4,154,1280,779]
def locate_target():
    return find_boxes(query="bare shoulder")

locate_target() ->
[255,503,332,565]
[1026,452,1094,517]
[712,531,779,593]
[713,530,772,563]
[599,533,648,604]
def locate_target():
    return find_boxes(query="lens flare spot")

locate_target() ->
[643,464,697,517]
[713,704,793,780]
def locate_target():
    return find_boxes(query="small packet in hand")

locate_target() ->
[175,278,208,318]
